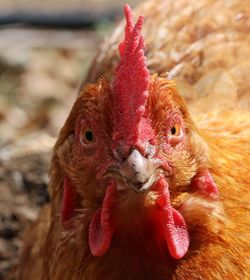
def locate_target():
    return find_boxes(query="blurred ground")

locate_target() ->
[0,0,138,278]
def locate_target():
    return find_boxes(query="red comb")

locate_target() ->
[112,5,150,151]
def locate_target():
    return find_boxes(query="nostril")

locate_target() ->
[130,142,155,159]
[129,145,146,158]
[114,141,156,162]
[145,143,156,158]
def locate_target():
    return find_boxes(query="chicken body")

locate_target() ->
[18,1,250,280]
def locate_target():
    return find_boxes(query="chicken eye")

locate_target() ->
[85,131,94,142]
[170,124,181,137]
[81,129,95,144]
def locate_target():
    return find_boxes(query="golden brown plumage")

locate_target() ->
[18,1,250,279]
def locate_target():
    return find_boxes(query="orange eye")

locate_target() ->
[170,124,181,137]
[81,129,95,144]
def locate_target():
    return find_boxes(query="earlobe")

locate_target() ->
[190,168,219,199]
[188,131,219,199]
[61,176,77,226]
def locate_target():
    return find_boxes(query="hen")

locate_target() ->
[18,3,250,280]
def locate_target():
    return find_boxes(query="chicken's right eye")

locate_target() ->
[169,123,181,137]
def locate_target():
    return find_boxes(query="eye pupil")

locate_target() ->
[171,127,176,135]
[85,130,93,142]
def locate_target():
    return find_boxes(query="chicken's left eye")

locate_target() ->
[85,131,93,141]
[81,129,95,144]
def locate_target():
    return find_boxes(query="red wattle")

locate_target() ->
[156,176,189,259]
[88,182,116,257]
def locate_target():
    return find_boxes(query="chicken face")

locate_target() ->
[55,5,219,263]
[57,77,218,261]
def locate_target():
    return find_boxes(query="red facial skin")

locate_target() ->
[60,80,218,261]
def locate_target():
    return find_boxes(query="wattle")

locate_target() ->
[88,176,189,259]
[154,176,190,259]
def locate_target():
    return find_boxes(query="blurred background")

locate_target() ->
[0,1,139,278]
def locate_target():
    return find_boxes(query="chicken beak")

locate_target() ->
[115,149,163,193]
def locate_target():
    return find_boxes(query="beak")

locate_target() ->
[108,149,166,193]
